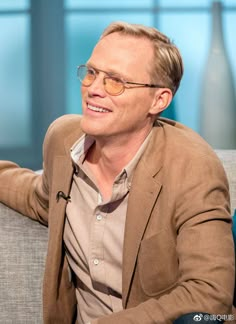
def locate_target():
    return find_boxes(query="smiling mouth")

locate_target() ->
[87,104,110,113]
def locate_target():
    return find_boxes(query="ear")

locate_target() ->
[149,88,173,115]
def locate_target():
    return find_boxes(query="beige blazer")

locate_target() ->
[0,115,234,324]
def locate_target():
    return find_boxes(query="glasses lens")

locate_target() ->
[78,66,95,86]
[104,77,124,95]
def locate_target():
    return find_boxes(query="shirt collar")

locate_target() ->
[70,129,153,185]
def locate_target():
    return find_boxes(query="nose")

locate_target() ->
[87,73,106,97]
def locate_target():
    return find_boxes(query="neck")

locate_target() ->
[89,128,151,176]
[84,127,152,199]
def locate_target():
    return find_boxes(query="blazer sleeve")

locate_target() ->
[0,160,49,225]
[0,119,57,225]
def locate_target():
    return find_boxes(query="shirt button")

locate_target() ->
[93,258,99,265]
[96,214,102,221]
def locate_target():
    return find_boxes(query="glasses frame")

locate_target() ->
[77,64,166,96]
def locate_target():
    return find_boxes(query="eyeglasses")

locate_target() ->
[77,64,165,96]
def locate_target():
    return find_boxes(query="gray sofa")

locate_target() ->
[0,150,235,324]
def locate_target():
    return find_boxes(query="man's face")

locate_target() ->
[80,32,159,141]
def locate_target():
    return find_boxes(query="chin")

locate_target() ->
[80,117,103,137]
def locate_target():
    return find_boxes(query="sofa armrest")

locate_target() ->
[0,202,48,323]
[215,150,236,212]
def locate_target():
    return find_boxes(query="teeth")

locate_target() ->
[88,104,109,113]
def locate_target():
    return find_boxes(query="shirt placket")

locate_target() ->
[89,193,109,291]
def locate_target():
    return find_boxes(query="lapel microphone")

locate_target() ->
[56,191,71,202]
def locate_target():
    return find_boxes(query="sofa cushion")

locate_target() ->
[0,202,48,324]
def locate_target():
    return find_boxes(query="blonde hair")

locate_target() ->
[101,21,184,95]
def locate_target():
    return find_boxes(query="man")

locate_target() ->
[0,22,235,323]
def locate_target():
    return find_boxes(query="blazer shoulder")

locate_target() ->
[151,117,224,177]
[46,114,82,138]
[156,117,214,156]
[43,114,83,157]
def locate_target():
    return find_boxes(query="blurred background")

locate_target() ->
[0,0,236,169]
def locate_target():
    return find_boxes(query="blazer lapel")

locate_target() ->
[49,128,83,237]
[49,155,74,234]
[46,156,74,295]
[122,125,164,307]
[46,129,83,294]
